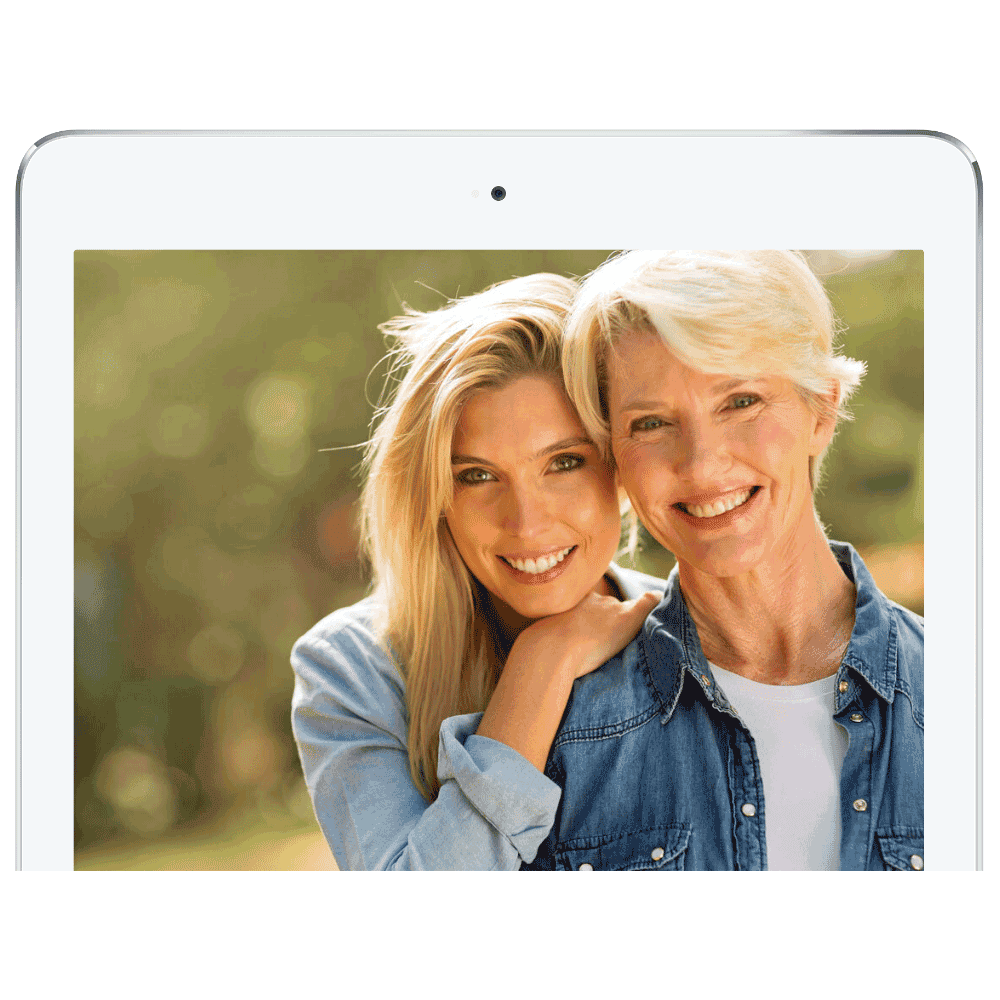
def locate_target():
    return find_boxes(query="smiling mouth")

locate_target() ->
[499,545,576,574]
[674,486,760,519]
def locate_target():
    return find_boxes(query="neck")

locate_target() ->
[678,521,856,685]
[490,603,534,658]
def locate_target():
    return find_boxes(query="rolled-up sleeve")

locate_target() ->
[290,605,562,871]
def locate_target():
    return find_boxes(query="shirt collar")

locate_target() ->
[638,540,899,721]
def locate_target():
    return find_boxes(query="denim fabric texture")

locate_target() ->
[524,541,924,871]
[291,596,565,870]
[291,562,667,869]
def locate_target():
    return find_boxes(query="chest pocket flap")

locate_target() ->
[555,825,691,871]
[876,829,924,871]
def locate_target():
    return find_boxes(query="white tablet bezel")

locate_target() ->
[16,131,981,870]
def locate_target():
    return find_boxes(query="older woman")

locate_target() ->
[522,250,923,871]
[291,273,661,870]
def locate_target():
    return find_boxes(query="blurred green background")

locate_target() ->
[74,249,923,869]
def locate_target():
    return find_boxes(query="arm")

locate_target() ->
[291,606,560,870]
[292,592,660,870]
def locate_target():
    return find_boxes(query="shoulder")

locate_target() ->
[558,635,663,740]
[890,599,924,645]
[560,565,679,736]
[294,596,384,661]
[889,599,923,713]
[606,562,668,600]
[291,596,404,706]
[834,539,924,673]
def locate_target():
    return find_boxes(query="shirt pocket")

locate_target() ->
[554,825,692,871]
[876,829,924,871]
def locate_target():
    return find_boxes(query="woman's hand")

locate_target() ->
[512,589,663,680]
[476,589,661,772]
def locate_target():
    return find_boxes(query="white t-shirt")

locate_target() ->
[708,663,849,871]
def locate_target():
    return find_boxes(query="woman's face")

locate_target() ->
[606,328,835,579]
[445,374,621,627]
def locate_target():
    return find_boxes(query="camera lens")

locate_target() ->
[491,186,506,202]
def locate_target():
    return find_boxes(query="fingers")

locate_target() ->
[618,591,662,630]
[628,590,663,611]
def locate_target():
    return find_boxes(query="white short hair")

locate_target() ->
[562,250,866,494]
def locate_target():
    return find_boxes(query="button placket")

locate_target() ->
[836,694,874,868]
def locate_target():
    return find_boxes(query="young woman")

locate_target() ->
[291,273,662,870]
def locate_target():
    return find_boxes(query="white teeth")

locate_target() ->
[682,488,753,519]
[503,546,574,574]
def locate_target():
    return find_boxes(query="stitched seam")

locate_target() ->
[637,630,669,719]
[553,703,660,746]
[895,686,923,730]
[555,823,692,852]
[886,609,899,692]
[559,830,686,851]
[876,826,923,838]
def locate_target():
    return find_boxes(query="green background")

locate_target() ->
[4,2,997,996]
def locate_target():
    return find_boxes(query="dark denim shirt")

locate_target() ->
[525,542,924,871]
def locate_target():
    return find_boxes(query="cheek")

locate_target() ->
[568,473,620,535]
[745,420,809,486]
[445,498,486,550]
[613,443,666,512]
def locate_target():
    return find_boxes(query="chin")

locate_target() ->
[506,591,577,620]
[676,537,770,579]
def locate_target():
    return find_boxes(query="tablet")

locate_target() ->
[16,131,981,870]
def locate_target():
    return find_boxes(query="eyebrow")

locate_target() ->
[451,436,594,465]
[618,378,756,413]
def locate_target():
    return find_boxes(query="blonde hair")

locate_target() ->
[563,251,866,528]
[359,273,578,800]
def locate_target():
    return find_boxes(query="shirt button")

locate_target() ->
[853,798,868,812]
[651,847,665,861]
[741,803,756,817]
[839,681,849,693]
[910,854,924,871]
[850,713,864,722]
[578,862,594,871]
[700,673,711,685]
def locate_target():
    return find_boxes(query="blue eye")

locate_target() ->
[730,395,760,410]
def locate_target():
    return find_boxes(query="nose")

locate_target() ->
[500,483,553,537]
[674,420,731,483]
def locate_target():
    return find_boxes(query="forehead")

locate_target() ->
[606,329,720,397]
[453,374,583,447]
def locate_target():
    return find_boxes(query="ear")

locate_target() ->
[809,380,840,454]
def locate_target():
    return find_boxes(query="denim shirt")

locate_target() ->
[524,542,924,871]
[291,596,565,870]
[291,562,669,870]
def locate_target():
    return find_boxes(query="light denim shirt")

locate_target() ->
[523,542,924,871]
[291,563,661,870]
